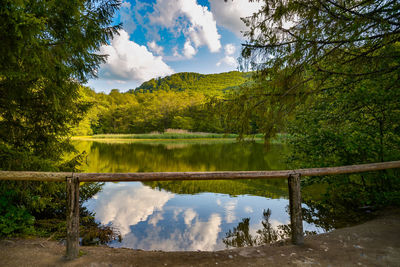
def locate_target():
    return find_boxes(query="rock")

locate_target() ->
[238,250,252,258]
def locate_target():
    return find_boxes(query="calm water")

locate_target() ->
[73,139,325,251]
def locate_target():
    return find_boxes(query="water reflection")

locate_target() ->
[223,208,320,248]
[223,209,291,248]
[74,139,291,199]
[85,182,323,251]
[87,183,173,236]
[73,140,290,173]
[74,139,327,251]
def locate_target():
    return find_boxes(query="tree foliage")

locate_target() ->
[227,0,400,211]
[0,0,121,166]
[0,0,120,237]
[73,71,252,135]
[229,0,400,140]
[134,71,250,94]
[242,0,399,80]
[234,0,400,162]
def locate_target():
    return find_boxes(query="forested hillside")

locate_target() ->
[134,71,250,93]
[73,71,251,135]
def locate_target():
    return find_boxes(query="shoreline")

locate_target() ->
[1,208,399,266]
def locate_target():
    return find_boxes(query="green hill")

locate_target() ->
[132,71,251,93]
[73,71,253,135]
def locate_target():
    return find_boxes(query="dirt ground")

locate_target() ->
[1,209,399,267]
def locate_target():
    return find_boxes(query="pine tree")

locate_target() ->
[0,0,121,168]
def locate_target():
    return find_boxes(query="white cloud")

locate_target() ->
[119,212,222,251]
[88,183,174,236]
[244,206,254,213]
[224,199,237,223]
[216,56,236,67]
[147,41,164,55]
[99,30,174,83]
[209,0,263,38]
[183,208,197,225]
[225,43,236,55]
[183,40,197,59]
[149,0,221,57]
[187,213,222,251]
[148,212,164,227]
[217,43,237,67]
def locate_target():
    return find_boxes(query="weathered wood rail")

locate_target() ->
[1,160,399,260]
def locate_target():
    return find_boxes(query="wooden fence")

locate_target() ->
[1,160,400,260]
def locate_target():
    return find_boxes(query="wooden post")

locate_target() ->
[288,173,304,245]
[66,175,80,260]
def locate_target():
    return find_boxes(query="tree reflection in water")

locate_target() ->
[223,209,315,248]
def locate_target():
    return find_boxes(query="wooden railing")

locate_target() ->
[1,160,400,260]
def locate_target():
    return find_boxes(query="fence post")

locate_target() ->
[288,173,304,245]
[66,175,80,260]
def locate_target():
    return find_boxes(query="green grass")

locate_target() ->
[72,132,290,144]
[75,132,264,140]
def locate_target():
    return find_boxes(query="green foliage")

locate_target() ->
[0,0,120,237]
[88,132,243,139]
[73,72,253,135]
[74,140,289,173]
[147,179,288,199]
[0,0,121,162]
[230,0,400,143]
[223,209,314,248]
[241,0,399,81]
[134,71,250,94]
[0,192,35,237]
[224,0,400,221]
[219,71,301,141]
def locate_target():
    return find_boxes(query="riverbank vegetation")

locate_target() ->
[74,130,287,141]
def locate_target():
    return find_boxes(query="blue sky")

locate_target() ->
[86,0,263,93]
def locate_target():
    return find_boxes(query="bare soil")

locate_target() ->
[1,209,399,267]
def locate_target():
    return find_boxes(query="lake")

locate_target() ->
[73,139,326,251]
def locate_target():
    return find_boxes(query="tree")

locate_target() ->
[0,0,121,237]
[241,0,399,83]
[0,0,121,168]
[227,0,400,211]
[230,0,400,141]
[235,0,400,160]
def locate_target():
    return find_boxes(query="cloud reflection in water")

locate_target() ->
[86,183,173,235]
[85,182,321,251]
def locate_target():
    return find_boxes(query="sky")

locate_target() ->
[86,0,263,93]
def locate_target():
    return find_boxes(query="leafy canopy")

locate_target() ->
[0,0,120,237]
[0,0,121,167]
[231,0,400,216]
[228,0,400,140]
[242,0,399,81]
